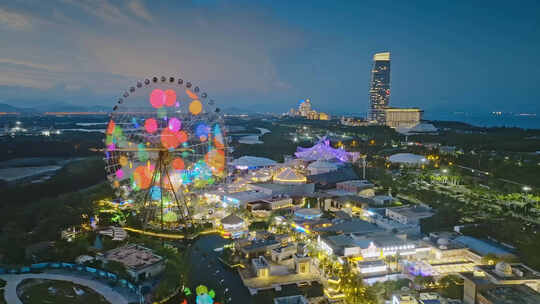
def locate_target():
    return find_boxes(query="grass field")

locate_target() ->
[18,279,110,304]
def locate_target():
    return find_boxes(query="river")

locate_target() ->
[169,234,323,304]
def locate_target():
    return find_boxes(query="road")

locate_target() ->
[0,273,129,304]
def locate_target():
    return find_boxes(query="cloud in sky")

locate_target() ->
[127,0,153,22]
[0,0,539,114]
[0,8,33,30]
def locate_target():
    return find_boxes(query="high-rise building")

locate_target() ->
[287,99,330,120]
[384,108,423,128]
[369,52,391,124]
[298,99,312,116]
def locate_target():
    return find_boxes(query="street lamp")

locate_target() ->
[523,186,532,192]
[442,169,448,174]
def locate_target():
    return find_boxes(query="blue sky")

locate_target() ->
[0,0,539,115]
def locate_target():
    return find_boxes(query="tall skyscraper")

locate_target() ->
[369,52,391,124]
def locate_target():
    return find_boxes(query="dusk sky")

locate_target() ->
[0,0,539,115]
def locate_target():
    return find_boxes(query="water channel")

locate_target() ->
[168,234,323,304]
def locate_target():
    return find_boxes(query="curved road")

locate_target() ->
[0,273,129,304]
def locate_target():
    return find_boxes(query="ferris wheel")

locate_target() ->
[104,76,227,230]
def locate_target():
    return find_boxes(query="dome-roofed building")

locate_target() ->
[294,208,323,220]
[274,167,307,184]
[220,214,247,239]
[388,153,427,166]
[230,156,277,170]
[495,262,513,277]
[307,160,339,175]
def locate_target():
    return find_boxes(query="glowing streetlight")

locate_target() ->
[442,169,448,173]
[523,186,532,192]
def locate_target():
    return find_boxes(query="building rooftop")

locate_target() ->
[388,153,427,164]
[223,191,269,203]
[294,208,323,219]
[336,180,374,189]
[454,236,513,256]
[460,271,492,286]
[274,167,307,184]
[272,243,297,254]
[307,160,339,171]
[316,218,383,235]
[479,284,540,304]
[477,263,540,281]
[387,205,434,220]
[241,238,280,253]
[357,259,386,268]
[324,189,357,196]
[99,244,164,271]
[373,52,390,61]
[248,182,315,197]
[230,156,277,169]
[221,214,244,225]
[308,165,359,187]
[252,256,269,269]
[295,137,360,162]
[273,295,309,304]
[323,234,357,248]
[353,232,408,249]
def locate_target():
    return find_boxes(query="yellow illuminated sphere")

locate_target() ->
[189,100,203,115]
[119,156,128,167]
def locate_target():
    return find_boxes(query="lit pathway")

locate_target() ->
[0,273,129,304]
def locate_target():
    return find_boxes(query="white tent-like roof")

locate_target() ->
[389,153,427,165]
[307,160,338,172]
[396,123,438,135]
[274,167,306,184]
[221,214,244,226]
[230,156,277,169]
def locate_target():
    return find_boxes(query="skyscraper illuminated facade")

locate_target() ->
[369,52,391,124]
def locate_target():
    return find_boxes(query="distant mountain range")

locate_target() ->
[0,102,110,113]
[0,102,253,114]
[0,103,32,113]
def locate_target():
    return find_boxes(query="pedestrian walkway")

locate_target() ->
[0,273,129,304]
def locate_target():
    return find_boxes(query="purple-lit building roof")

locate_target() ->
[295,137,360,162]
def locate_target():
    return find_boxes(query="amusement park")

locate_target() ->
[1,2,540,304]
[1,73,540,304]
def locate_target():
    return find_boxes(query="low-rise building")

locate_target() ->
[373,195,395,205]
[307,160,339,175]
[220,214,248,239]
[252,256,270,278]
[248,182,315,197]
[476,263,540,292]
[271,243,297,262]
[318,234,361,258]
[384,108,423,129]
[386,206,434,225]
[294,252,312,275]
[315,218,383,235]
[462,262,540,304]
[318,231,416,260]
[358,259,387,275]
[392,292,419,304]
[336,180,375,197]
[238,237,287,258]
[96,244,165,282]
[247,196,294,211]
[477,284,540,304]
[221,191,270,207]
